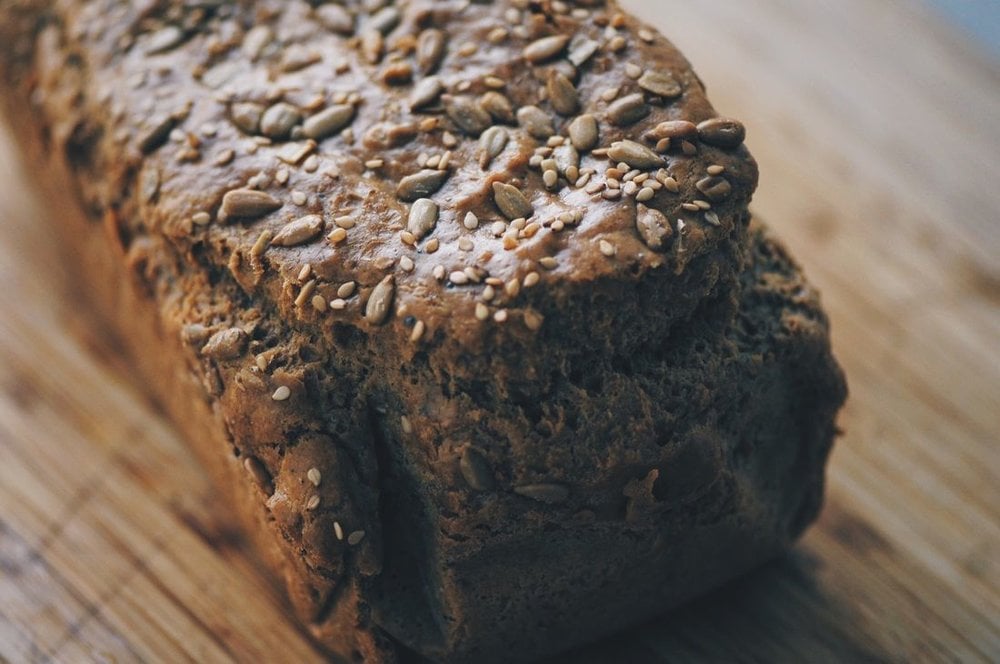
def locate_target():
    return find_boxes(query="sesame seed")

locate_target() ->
[306,495,320,510]
[637,187,655,202]
[308,468,322,486]
[524,272,541,287]
[347,530,366,546]
[682,203,700,212]
[475,303,490,321]
[334,522,344,540]
[433,265,446,280]
[708,164,726,175]
[338,281,357,298]
[599,240,617,257]
[625,63,643,79]
[638,28,655,43]
[450,271,469,285]
[272,385,291,401]
[311,295,327,312]
[365,158,384,170]
[291,190,308,205]
[493,309,508,323]
[334,215,356,229]
[463,211,479,230]
[400,256,415,272]
[539,257,558,270]
[459,237,474,251]
[401,416,413,434]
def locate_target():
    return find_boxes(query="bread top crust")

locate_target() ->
[7,0,756,353]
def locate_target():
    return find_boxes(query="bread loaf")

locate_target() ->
[0,1,847,661]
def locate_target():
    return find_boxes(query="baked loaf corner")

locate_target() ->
[0,1,846,662]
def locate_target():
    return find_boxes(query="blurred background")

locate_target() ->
[0,1,997,662]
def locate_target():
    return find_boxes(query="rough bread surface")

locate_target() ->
[0,1,847,662]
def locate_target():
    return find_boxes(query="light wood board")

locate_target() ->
[1,0,997,661]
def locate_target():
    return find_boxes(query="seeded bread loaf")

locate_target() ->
[0,1,847,662]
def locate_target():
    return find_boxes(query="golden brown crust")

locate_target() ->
[1,2,844,662]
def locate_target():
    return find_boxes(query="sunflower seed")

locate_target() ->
[636,203,673,251]
[242,25,273,61]
[145,25,184,55]
[606,93,649,126]
[315,4,354,34]
[547,71,579,116]
[638,70,682,98]
[397,169,449,201]
[479,126,509,169]
[553,143,580,177]
[271,215,324,247]
[479,91,515,124]
[302,104,355,139]
[444,96,491,136]
[460,447,495,491]
[140,167,160,202]
[219,189,282,221]
[514,483,569,504]
[608,140,664,170]
[360,29,384,64]
[368,6,400,35]
[260,102,301,139]
[137,115,176,154]
[417,29,447,74]
[493,182,533,220]
[523,34,570,63]
[230,102,264,134]
[567,38,599,67]
[407,199,439,239]
[201,328,248,360]
[644,120,698,142]
[695,176,733,201]
[365,275,395,325]
[567,114,599,152]
[517,105,555,139]
[697,117,746,148]
[409,76,444,111]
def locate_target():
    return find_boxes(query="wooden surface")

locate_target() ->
[1,0,998,661]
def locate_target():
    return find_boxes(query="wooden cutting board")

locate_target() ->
[1,0,997,661]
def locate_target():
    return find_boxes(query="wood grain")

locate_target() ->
[1,0,998,661]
